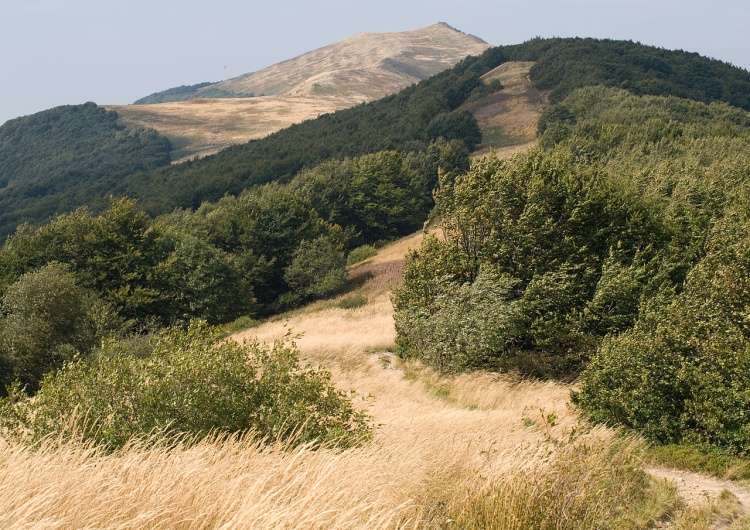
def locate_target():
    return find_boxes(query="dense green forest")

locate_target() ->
[0,102,172,238]
[134,82,255,104]
[503,37,750,110]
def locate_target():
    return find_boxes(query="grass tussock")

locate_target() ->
[447,436,671,529]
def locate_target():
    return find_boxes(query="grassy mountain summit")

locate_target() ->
[113,23,491,161]
[135,23,490,104]
[205,22,490,101]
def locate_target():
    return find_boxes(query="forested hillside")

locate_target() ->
[0,103,172,238]
[0,139,468,395]
[504,37,750,109]
[118,38,750,216]
[2,38,749,236]
[118,57,491,213]
[394,85,750,453]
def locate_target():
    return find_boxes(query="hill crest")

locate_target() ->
[134,23,490,105]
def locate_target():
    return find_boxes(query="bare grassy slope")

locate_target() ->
[465,61,544,157]
[212,23,489,101]
[110,96,346,161]
[107,23,490,161]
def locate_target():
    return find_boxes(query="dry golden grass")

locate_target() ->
[466,61,544,158]
[0,228,725,528]
[108,96,349,162]
[214,24,490,100]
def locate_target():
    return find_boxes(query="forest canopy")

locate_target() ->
[0,102,172,238]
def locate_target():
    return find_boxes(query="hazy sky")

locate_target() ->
[1,0,748,125]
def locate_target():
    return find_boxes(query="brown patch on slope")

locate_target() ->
[108,96,348,162]
[463,61,544,158]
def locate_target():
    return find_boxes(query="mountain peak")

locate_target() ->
[134,24,491,105]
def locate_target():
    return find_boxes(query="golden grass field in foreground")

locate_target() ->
[0,230,741,528]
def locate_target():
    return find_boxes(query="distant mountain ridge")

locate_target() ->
[134,23,490,105]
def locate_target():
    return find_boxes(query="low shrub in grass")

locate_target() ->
[337,294,367,309]
[0,323,372,451]
[647,444,750,481]
[222,315,262,335]
[449,435,674,529]
[346,244,377,266]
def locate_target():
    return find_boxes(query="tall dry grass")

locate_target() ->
[0,231,691,528]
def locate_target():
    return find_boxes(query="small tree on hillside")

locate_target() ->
[284,236,347,302]
[0,262,120,394]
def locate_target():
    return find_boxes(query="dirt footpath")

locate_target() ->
[648,467,750,528]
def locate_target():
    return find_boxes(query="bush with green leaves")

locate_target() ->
[575,216,750,453]
[0,323,372,451]
[346,244,378,266]
[337,294,368,309]
[394,270,521,372]
[284,236,348,302]
[0,262,122,394]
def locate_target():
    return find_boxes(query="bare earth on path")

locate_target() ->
[648,466,750,527]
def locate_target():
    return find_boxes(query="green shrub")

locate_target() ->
[0,263,123,394]
[284,236,348,301]
[394,270,522,372]
[0,323,372,451]
[647,444,750,481]
[575,222,750,453]
[346,244,377,266]
[222,315,262,334]
[393,148,660,377]
[337,294,367,309]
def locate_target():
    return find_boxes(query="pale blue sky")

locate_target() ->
[1,0,748,125]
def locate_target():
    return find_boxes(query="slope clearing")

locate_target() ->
[111,96,347,162]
